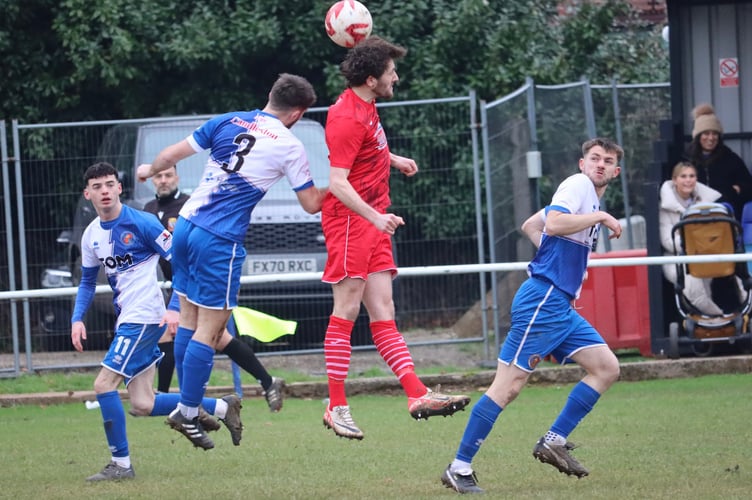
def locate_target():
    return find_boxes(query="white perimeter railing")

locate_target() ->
[3,253,750,302]
[2,253,751,377]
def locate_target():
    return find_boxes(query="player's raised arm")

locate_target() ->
[137,140,196,182]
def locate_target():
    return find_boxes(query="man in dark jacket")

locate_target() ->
[143,165,189,281]
[143,165,189,394]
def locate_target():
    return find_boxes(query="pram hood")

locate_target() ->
[676,202,738,278]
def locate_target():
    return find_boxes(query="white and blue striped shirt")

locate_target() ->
[179,110,314,244]
[528,173,601,299]
[74,205,172,327]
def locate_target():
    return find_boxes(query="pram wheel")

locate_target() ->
[668,322,680,359]
[743,337,752,354]
[690,341,714,357]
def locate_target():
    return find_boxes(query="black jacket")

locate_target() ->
[143,190,190,280]
[685,142,752,221]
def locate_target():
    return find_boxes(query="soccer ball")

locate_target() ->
[325,0,373,48]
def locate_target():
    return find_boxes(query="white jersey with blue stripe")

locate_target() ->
[80,205,172,327]
[528,173,601,299]
[179,110,314,243]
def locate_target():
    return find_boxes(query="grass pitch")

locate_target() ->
[0,374,749,499]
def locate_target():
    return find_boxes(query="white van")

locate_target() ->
[44,116,340,350]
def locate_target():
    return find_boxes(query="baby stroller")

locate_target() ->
[667,202,752,358]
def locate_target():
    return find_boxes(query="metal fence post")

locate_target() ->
[583,79,616,252]
[468,90,491,360]
[610,78,635,248]
[1,120,21,376]
[526,76,541,212]
[11,120,33,372]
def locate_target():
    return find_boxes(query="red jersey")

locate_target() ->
[323,88,391,217]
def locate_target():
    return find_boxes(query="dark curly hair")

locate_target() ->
[83,162,118,186]
[340,36,407,87]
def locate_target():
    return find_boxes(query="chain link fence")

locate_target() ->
[1,81,670,375]
[484,79,671,350]
[1,94,486,373]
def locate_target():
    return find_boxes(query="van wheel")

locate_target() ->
[667,322,680,360]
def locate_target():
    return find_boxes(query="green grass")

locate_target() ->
[0,339,644,396]
[0,374,749,499]
[0,367,315,395]
[0,362,479,395]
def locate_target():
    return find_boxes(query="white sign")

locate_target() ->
[719,57,739,88]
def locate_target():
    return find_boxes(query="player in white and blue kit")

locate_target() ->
[71,163,243,481]
[441,138,625,494]
[136,74,327,449]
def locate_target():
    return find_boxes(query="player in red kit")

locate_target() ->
[321,36,470,440]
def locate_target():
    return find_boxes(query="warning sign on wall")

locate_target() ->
[719,58,739,88]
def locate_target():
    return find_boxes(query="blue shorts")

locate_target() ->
[102,323,165,386]
[499,277,606,372]
[172,217,246,309]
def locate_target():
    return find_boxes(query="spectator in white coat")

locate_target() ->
[659,160,742,315]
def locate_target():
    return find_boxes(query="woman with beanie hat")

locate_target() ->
[685,103,752,221]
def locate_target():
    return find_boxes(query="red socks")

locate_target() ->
[370,320,426,398]
[324,315,354,408]
[325,316,427,406]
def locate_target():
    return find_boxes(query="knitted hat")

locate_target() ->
[691,103,723,139]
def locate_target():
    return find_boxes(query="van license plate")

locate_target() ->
[248,258,317,274]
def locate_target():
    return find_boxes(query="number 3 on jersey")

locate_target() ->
[222,133,257,173]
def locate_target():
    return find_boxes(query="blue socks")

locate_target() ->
[97,391,128,458]
[201,396,217,415]
[150,392,217,415]
[180,339,215,408]
[456,394,503,463]
[173,326,195,388]
[150,393,181,416]
[551,381,600,438]
[452,382,601,469]
[160,330,219,416]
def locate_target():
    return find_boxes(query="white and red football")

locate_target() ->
[325,0,373,48]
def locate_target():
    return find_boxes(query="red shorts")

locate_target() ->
[321,215,397,283]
